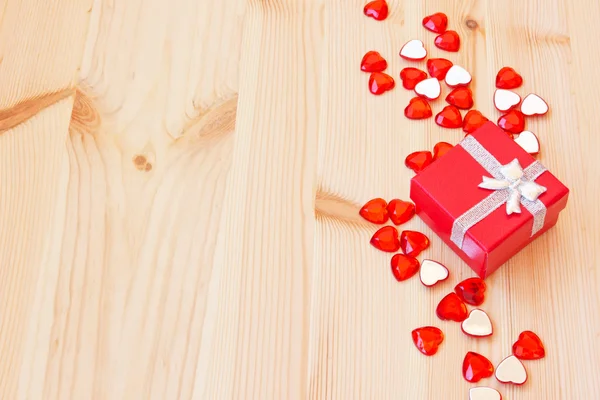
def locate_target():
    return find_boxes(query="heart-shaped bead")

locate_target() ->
[463,110,489,134]
[419,260,449,287]
[436,292,468,321]
[435,105,463,128]
[400,230,430,257]
[495,355,528,385]
[445,65,472,87]
[454,277,487,305]
[422,12,448,33]
[391,254,420,281]
[446,87,474,109]
[520,93,549,116]
[469,387,502,400]
[427,58,453,80]
[512,331,545,360]
[463,352,494,383]
[494,89,521,112]
[400,39,427,60]
[400,67,427,90]
[433,142,454,161]
[363,0,389,21]
[496,66,523,89]
[514,131,540,155]
[370,226,400,252]
[461,309,493,337]
[434,30,460,52]
[404,97,433,120]
[405,150,433,172]
[415,77,441,100]
[361,51,388,72]
[387,199,415,225]
[368,72,395,95]
[498,110,526,134]
[359,198,389,224]
[412,326,444,356]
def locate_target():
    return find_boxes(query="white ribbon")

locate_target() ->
[450,135,548,249]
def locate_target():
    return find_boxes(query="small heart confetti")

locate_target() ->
[400,230,430,257]
[463,110,489,134]
[436,292,468,322]
[427,58,453,80]
[498,110,526,134]
[363,0,389,21]
[359,198,389,224]
[495,355,528,385]
[514,131,540,155]
[422,12,448,33]
[368,72,395,95]
[361,51,388,72]
[520,93,549,116]
[370,226,401,252]
[387,199,415,225]
[404,97,433,120]
[405,150,433,172]
[461,309,493,337]
[494,89,521,112]
[455,277,487,305]
[415,77,441,100]
[400,67,427,90]
[412,326,444,356]
[469,387,502,400]
[419,260,449,287]
[512,331,545,360]
[435,105,463,128]
[446,87,474,109]
[400,39,427,60]
[434,30,460,52]
[433,142,454,161]
[496,66,523,89]
[463,351,494,383]
[445,65,472,87]
[391,253,420,281]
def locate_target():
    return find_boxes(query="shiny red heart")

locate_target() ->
[404,97,432,120]
[436,292,468,321]
[361,51,388,72]
[404,150,433,172]
[363,0,389,21]
[512,331,546,360]
[370,226,400,252]
[463,110,489,134]
[412,326,444,356]
[433,142,454,161]
[446,87,474,109]
[400,230,430,257]
[359,198,389,224]
[496,66,523,89]
[427,58,453,80]
[391,254,420,281]
[386,199,415,225]
[435,105,463,128]
[400,67,427,90]
[434,30,460,52]
[463,351,494,383]
[498,110,526,134]
[368,72,395,95]
[454,277,487,306]
[422,12,448,33]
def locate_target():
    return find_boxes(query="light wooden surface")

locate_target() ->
[0,0,598,399]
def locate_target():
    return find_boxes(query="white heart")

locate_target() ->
[461,309,493,337]
[469,387,502,400]
[494,89,521,112]
[514,131,540,154]
[445,65,472,87]
[521,93,549,116]
[419,260,449,287]
[400,39,427,60]
[414,78,441,100]
[495,355,527,385]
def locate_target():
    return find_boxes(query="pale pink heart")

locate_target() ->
[419,259,449,287]
[494,89,521,111]
[461,309,493,337]
[415,78,441,100]
[521,93,549,116]
[495,355,528,385]
[400,39,427,60]
[514,131,540,154]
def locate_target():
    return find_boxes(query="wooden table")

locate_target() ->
[0,0,599,398]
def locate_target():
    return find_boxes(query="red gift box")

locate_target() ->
[410,122,569,278]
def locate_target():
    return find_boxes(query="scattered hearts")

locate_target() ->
[521,93,549,116]
[363,0,389,21]
[433,142,454,161]
[463,110,489,134]
[361,51,388,72]
[495,355,528,385]
[359,198,389,224]
[400,39,427,61]
[435,105,463,128]
[369,72,396,95]
[469,387,502,400]
[400,230,430,257]
[514,131,540,155]
[412,326,444,356]
[463,351,494,383]
[461,309,493,337]
[427,58,453,80]
[454,277,487,305]
[370,226,401,252]
[498,110,526,134]
[434,30,460,52]
[436,292,468,322]
[494,89,521,112]
[400,67,427,90]
[404,97,433,120]
[415,77,441,100]
[512,331,546,360]
[446,87,474,109]
[391,254,420,281]
[387,199,415,225]
[496,66,523,89]
[445,65,472,87]
[422,12,448,33]
[405,150,433,172]
[419,260,449,287]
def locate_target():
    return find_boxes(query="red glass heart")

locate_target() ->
[512,331,546,360]
[400,67,427,90]
[370,226,400,252]
[361,51,388,72]
[391,254,420,281]
[463,110,489,134]
[427,58,453,80]
[422,12,448,34]
[463,351,494,383]
[400,230,430,257]
[496,66,523,89]
[412,326,444,356]
[498,110,526,134]
[435,105,463,128]
[368,72,395,95]
[363,0,389,21]
[433,142,454,161]
[454,277,487,306]
[404,97,432,120]
[446,87,474,109]
[434,30,460,52]
[436,292,468,321]
[359,198,389,224]
[387,199,415,225]
[404,150,433,173]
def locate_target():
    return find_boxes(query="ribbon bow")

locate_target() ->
[478,159,547,215]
